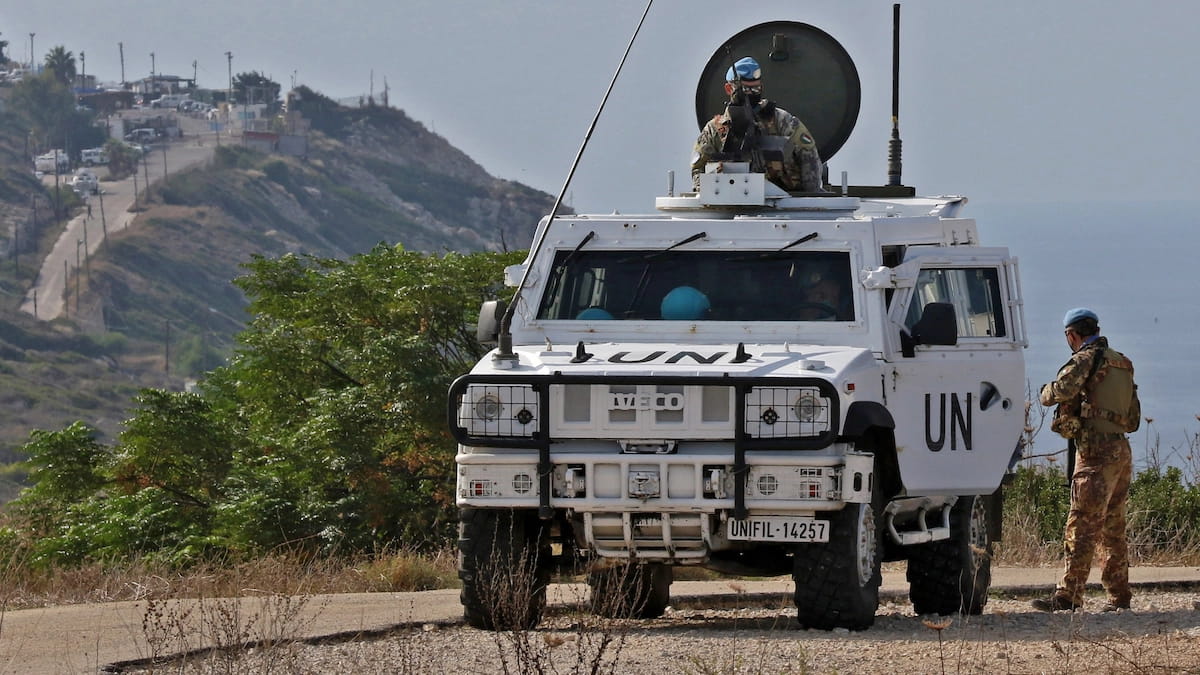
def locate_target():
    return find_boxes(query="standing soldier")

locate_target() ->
[1033,308,1141,612]
[691,56,823,193]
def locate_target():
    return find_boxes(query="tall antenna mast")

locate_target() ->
[492,0,655,367]
[887,3,903,186]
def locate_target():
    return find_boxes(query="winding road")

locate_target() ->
[19,112,224,321]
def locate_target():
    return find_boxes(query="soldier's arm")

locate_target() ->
[785,117,823,192]
[1039,351,1093,405]
[691,124,718,188]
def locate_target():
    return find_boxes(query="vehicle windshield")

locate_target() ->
[536,250,854,322]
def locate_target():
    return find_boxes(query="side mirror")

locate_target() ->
[476,300,506,345]
[900,302,957,357]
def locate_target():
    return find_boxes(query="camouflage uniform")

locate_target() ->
[690,104,823,192]
[1040,337,1139,607]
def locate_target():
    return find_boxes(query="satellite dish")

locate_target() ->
[695,21,861,161]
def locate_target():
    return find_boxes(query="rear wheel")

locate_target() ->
[588,563,672,619]
[793,483,883,630]
[458,508,550,630]
[907,495,993,615]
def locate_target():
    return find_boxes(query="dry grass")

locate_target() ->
[0,547,459,611]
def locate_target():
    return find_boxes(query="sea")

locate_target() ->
[970,199,1200,471]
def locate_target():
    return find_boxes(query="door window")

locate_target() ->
[904,268,1006,338]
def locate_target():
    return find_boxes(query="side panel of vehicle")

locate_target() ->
[883,248,1026,495]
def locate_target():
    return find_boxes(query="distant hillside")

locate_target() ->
[0,89,558,464]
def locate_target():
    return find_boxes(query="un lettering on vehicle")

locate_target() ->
[924,392,972,451]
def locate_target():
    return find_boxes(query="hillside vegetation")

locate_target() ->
[0,87,556,469]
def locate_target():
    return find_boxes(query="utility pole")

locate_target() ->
[28,33,34,71]
[142,147,150,202]
[52,153,60,219]
[192,59,197,87]
[119,42,125,86]
[225,51,233,104]
[80,51,85,85]
[150,52,155,97]
[75,238,82,313]
[98,189,107,241]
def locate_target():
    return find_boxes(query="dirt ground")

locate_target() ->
[123,588,1200,674]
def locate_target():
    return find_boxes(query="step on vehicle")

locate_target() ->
[451,9,1027,631]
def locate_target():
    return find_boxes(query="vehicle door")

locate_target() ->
[882,247,1027,495]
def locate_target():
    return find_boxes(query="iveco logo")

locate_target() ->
[609,392,685,411]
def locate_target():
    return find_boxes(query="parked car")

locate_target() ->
[71,169,99,195]
[151,94,190,109]
[124,128,158,144]
[81,147,108,166]
[34,150,69,174]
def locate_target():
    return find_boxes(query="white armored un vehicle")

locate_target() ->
[450,14,1027,631]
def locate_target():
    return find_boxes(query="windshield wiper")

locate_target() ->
[625,231,708,315]
[777,231,819,252]
[650,231,707,259]
[542,231,595,317]
[561,231,596,266]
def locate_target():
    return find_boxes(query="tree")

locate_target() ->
[9,72,73,143]
[104,138,141,178]
[0,34,10,67]
[9,72,103,158]
[9,247,522,564]
[44,45,76,86]
[232,71,281,106]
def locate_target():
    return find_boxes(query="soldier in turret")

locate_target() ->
[1032,308,1140,613]
[690,56,823,193]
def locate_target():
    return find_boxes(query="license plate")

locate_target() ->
[726,516,829,542]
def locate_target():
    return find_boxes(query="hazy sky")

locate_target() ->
[5,1,1199,212]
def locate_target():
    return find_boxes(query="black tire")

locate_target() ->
[907,495,993,616]
[588,563,672,619]
[458,508,550,630]
[793,487,883,630]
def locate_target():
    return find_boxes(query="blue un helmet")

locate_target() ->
[1062,307,1099,329]
[661,286,710,320]
[726,56,762,82]
[575,307,613,320]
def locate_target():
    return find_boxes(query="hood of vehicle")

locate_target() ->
[473,342,877,380]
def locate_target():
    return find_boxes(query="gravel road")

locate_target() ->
[120,588,1200,674]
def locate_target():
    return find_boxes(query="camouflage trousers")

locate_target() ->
[1056,434,1133,606]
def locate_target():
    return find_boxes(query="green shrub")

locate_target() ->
[1004,463,1070,544]
[1128,466,1200,550]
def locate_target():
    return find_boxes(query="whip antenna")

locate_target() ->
[493,0,655,366]
[887,3,903,187]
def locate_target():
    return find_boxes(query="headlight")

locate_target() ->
[792,392,822,423]
[474,393,503,421]
[458,384,539,439]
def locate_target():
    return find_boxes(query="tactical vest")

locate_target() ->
[1081,347,1139,434]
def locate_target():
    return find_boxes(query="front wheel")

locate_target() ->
[907,495,993,615]
[793,496,883,630]
[458,508,550,630]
